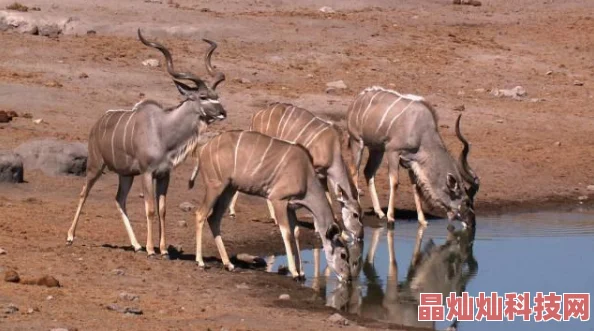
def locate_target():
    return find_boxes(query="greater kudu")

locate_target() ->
[188,130,358,281]
[66,29,227,258]
[228,103,363,240]
[346,86,480,228]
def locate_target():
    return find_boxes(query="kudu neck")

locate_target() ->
[160,100,203,148]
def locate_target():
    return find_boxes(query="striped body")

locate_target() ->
[347,86,436,150]
[250,103,337,173]
[89,100,205,177]
[196,130,317,200]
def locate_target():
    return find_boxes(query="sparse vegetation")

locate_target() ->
[6,2,29,12]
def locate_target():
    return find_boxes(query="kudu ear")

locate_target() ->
[335,186,347,204]
[173,79,193,96]
[446,173,459,192]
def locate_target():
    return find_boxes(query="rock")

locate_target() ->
[233,77,251,84]
[38,23,61,38]
[573,81,584,86]
[27,307,37,314]
[0,110,13,123]
[0,248,6,255]
[530,98,541,103]
[179,201,195,212]
[235,283,250,290]
[326,80,347,89]
[79,72,89,79]
[177,220,187,227]
[142,59,160,67]
[277,265,289,276]
[554,141,561,147]
[125,307,143,315]
[327,313,349,325]
[3,303,18,315]
[279,294,290,300]
[496,119,504,123]
[4,269,20,283]
[111,268,125,276]
[0,152,24,183]
[319,6,335,13]
[578,195,588,201]
[21,112,32,119]
[490,86,527,99]
[453,104,465,112]
[46,295,54,301]
[119,292,139,302]
[14,139,87,177]
[587,185,594,191]
[50,328,69,331]
[235,253,266,267]
[33,118,44,124]
[545,71,553,75]
[474,88,486,93]
[107,304,125,313]
[36,275,60,287]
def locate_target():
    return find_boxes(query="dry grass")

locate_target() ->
[6,2,29,12]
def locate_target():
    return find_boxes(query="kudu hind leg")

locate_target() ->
[115,175,142,252]
[364,149,385,219]
[155,174,170,258]
[195,183,227,268]
[206,186,237,271]
[67,164,105,244]
[288,209,305,278]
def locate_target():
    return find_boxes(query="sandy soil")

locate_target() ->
[0,0,593,330]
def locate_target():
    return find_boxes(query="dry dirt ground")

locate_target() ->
[0,0,593,330]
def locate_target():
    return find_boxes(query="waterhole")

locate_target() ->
[267,208,594,330]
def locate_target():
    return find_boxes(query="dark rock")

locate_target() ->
[0,110,13,123]
[3,303,18,315]
[0,152,24,183]
[4,270,20,283]
[14,139,87,177]
[119,292,139,302]
[179,202,195,212]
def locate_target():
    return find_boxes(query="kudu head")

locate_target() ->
[325,223,363,282]
[137,29,227,124]
[336,186,364,241]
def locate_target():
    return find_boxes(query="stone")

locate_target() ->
[490,86,527,99]
[327,313,349,325]
[496,119,504,123]
[573,81,584,86]
[587,185,594,191]
[124,307,143,315]
[38,24,61,38]
[4,269,20,283]
[578,196,588,201]
[554,141,561,147]
[179,202,195,212]
[50,329,69,331]
[46,295,54,300]
[0,152,24,183]
[3,303,18,315]
[79,72,89,79]
[545,71,553,75]
[111,268,125,276]
[142,59,160,67]
[14,139,87,177]
[177,220,188,227]
[326,80,347,89]
[319,6,335,13]
[119,292,139,302]
[0,248,6,255]
[233,77,251,84]
[33,118,44,124]
[107,304,125,313]
[0,110,13,123]
[278,294,290,300]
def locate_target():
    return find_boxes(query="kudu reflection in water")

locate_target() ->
[312,225,478,330]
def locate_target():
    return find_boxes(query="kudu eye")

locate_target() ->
[340,253,347,260]
[353,212,359,219]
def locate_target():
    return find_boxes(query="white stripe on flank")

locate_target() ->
[266,104,280,135]
[304,126,330,148]
[233,132,245,176]
[385,100,417,134]
[268,146,292,184]
[130,120,136,155]
[215,135,223,179]
[101,111,116,140]
[251,109,266,130]
[360,91,383,126]
[110,112,126,169]
[251,138,274,176]
[375,96,403,133]
[242,133,261,175]
[279,106,296,139]
[122,112,136,155]
[292,118,316,142]
[283,111,303,140]
[276,105,290,137]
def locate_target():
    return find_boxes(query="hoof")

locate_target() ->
[225,263,235,272]
[386,221,395,230]
[197,263,210,271]
[147,253,158,259]
[134,247,144,253]
[229,213,236,219]
[161,253,171,260]
[375,212,386,219]
[66,240,73,246]
[293,274,306,282]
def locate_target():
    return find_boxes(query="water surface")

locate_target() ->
[268,209,594,330]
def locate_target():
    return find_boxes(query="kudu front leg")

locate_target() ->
[206,187,237,271]
[364,149,385,219]
[409,170,428,227]
[141,173,157,257]
[155,174,170,259]
[386,152,400,223]
[194,183,229,269]
[271,200,300,279]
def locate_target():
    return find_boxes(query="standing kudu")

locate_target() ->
[346,86,480,228]
[188,130,358,281]
[228,103,363,240]
[66,29,227,258]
